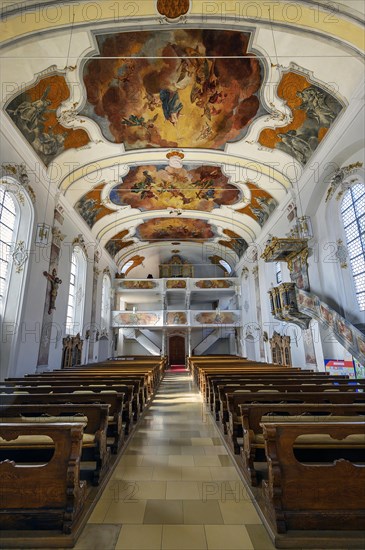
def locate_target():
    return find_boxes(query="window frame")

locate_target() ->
[0,187,20,315]
[340,183,365,311]
[65,246,87,335]
[100,273,111,332]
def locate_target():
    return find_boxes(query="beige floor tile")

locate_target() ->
[193,455,221,467]
[75,524,121,549]
[166,481,200,500]
[158,445,182,455]
[183,500,224,525]
[126,480,167,500]
[162,525,207,549]
[209,467,240,481]
[118,455,144,467]
[245,524,276,550]
[181,445,206,455]
[168,455,195,467]
[153,465,182,481]
[181,467,213,481]
[219,501,262,525]
[144,499,184,524]
[87,499,111,523]
[203,446,228,455]
[191,437,214,446]
[115,524,162,550]
[100,480,142,504]
[141,454,169,467]
[218,455,232,466]
[128,445,160,455]
[104,500,147,524]
[197,481,243,501]
[205,525,254,549]
[113,466,154,481]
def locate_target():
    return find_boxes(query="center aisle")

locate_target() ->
[75,369,275,550]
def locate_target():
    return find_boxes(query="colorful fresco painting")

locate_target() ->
[105,230,133,257]
[110,165,241,211]
[81,29,265,149]
[6,74,90,166]
[119,280,156,290]
[136,218,215,242]
[167,312,187,325]
[259,71,343,164]
[237,183,277,227]
[219,229,248,258]
[195,311,239,324]
[113,312,160,326]
[195,279,233,289]
[76,184,114,228]
[166,280,187,289]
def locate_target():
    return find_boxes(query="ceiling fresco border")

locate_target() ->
[1,3,364,56]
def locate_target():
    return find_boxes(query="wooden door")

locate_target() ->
[169,335,185,365]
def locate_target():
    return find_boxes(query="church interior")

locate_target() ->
[0,1,364,549]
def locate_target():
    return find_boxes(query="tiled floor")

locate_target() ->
[75,370,275,550]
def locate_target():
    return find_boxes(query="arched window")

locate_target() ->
[219,259,232,275]
[121,260,134,275]
[101,273,111,331]
[0,188,17,310]
[341,183,365,311]
[66,246,87,334]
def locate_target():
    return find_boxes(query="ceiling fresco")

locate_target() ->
[81,29,266,149]
[75,184,114,228]
[2,7,357,272]
[259,71,344,165]
[219,229,248,258]
[237,183,277,227]
[109,164,241,211]
[136,218,215,242]
[6,74,90,166]
[105,230,134,258]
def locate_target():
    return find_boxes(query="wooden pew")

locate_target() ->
[224,390,365,453]
[261,420,365,532]
[0,422,86,533]
[2,381,136,431]
[210,377,357,419]
[0,392,126,452]
[0,403,111,485]
[238,402,365,485]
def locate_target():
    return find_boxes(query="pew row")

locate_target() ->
[0,403,111,485]
[238,403,365,486]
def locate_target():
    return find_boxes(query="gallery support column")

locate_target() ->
[88,254,100,363]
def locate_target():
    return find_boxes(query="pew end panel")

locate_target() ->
[0,422,87,534]
[261,421,365,533]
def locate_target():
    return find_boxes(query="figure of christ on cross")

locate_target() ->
[43,268,62,315]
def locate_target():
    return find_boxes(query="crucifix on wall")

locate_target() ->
[43,268,62,315]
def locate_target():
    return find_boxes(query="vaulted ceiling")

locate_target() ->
[1,1,364,273]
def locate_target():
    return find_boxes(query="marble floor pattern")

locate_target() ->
[75,370,276,550]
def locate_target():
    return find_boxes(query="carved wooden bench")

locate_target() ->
[0,392,125,454]
[0,422,86,533]
[224,390,365,453]
[261,421,365,533]
[0,403,111,485]
[238,403,365,486]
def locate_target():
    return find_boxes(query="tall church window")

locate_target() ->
[0,188,16,309]
[101,273,111,331]
[275,262,282,284]
[66,246,87,334]
[341,184,365,311]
